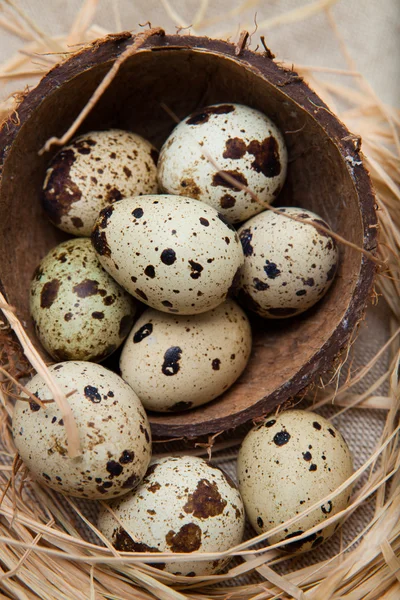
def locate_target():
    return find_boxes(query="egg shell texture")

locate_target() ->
[92,194,244,315]
[158,103,288,224]
[42,129,159,236]
[119,299,252,412]
[97,455,245,575]
[12,362,152,499]
[237,410,353,553]
[237,207,339,319]
[30,238,136,362]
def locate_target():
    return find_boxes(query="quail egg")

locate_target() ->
[12,361,152,499]
[237,207,339,318]
[158,103,287,224]
[92,194,244,315]
[30,238,136,362]
[43,129,158,236]
[97,455,245,575]
[119,299,252,412]
[237,410,353,553]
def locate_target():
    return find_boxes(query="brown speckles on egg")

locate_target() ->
[92,195,244,315]
[97,455,245,576]
[114,527,160,553]
[273,431,291,446]
[160,248,176,265]
[237,410,353,554]
[133,323,153,343]
[40,279,60,308]
[253,278,269,291]
[264,260,281,279]
[223,137,247,160]
[247,136,281,178]
[321,501,333,514]
[180,178,201,199]
[42,148,82,226]
[42,130,158,236]
[73,278,99,298]
[144,265,156,278]
[71,216,84,228]
[161,346,182,376]
[120,300,251,412]
[158,104,287,224]
[135,288,148,301]
[91,227,112,258]
[12,362,151,500]
[132,207,144,218]
[84,385,102,403]
[220,193,236,208]
[184,478,227,518]
[107,460,124,478]
[237,207,339,319]
[186,104,235,125]
[326,263,337,282]
[92,311,104,319]
[106,187,123,203]
[212,358,221,371]
[148,481,161,493]
[188,260,203,279]
[212,169,248,189]
[166,523,202,552]
[239,228,254,256]
[30,239,136,362]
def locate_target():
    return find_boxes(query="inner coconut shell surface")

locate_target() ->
[0,33,376,437]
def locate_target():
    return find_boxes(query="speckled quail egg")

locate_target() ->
[97,455,245,575]
[43,129,159,236]
[237,207,338,318]
[237,410,353,553]
[92,194,244,315]
[158,103,287,224]
[119,299,252,413]
[30,238,136,362]
[12,361,152,499]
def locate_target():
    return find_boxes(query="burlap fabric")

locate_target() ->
[0,0,397,584]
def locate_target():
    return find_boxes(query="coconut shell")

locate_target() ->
[0,32,377,438]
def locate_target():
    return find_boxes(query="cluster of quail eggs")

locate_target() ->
[12,102,347,574]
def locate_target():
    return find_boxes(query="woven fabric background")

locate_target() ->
[0,0,398,583]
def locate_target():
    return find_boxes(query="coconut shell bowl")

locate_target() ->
[0,32,377,438]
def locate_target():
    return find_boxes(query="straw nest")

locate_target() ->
[0,2,399,599]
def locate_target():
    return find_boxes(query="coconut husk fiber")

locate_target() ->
[0,2,399,599]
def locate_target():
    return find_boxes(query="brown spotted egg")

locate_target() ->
[30,238,136,362]
[43,129,158,236]
[92,194,244,315]
[97,455,245,575]
[237,410,353,553]
[12,361,152,499]
[119,299,252,412]
[157,103,287,224]
[237,207,339,318]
